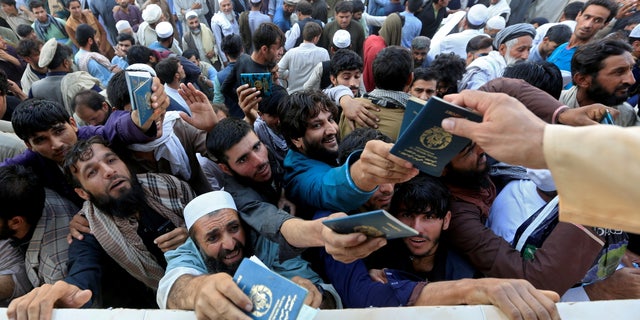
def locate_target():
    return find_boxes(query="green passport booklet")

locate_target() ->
[391,96,482,177]
[322,209,419,239]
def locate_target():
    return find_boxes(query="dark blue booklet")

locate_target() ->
[124,70,154,127]
[233,257,309,320]
[391,96,482,177]
[322,209,419,239]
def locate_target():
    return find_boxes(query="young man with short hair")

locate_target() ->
[318,1,365,57]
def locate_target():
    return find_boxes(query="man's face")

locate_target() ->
[364,183,394,211]
[118,0,129,9]
[501,36,532,65]
[262,41,283,64]
[1,3,17,15]
[585,52,636,106]
[68,1,82,18]
[295,108,339,159]
[72,144,134,204]
[222,131,272,183]
[410,79,437,101]
[466,46,492,66]
[117,40,132,54]
[336,11,352,29]
[353,11,362,21]
[75,103,110,126]
[33,6,48,22]
[330,69,361,97]
[397,204,450,257]
[412,48,428,67]
[283,3,295,14]
[539,39,559,58]
[188,17,200,31]
[26,121,79,164]
[187,55,200,66]
[574,5,610,41]
[193,208,246,274]
[448,142,487,177]
[220,0,233,14]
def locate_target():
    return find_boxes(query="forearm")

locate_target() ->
[166,274,199,309]
[415,279,478,306]
[280,218,324,248]
[479,78,560,123]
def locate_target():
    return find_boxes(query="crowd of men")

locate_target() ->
[0,0,639,319]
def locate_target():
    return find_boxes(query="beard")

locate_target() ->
[190,26,201,35]
[586,80,630,106]
[302,136,339,166]
[200,240,246,275]
[504,53,524,66]
[88,175,149,218]
[224,12,235,22]
[442,161,491,189]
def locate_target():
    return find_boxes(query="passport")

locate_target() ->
[125,70,154,126]
[322,209,419,239]
[233,257,309,320]
[240,72,273,97]
[391,96,482,177]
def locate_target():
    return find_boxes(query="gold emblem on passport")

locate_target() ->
[420,127,452,150]
[249,284,273,317]
[354,225,385,237]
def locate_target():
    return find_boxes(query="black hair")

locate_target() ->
[529,17,548,26]
[0,0,16,7]
[337,128,393,164]
[302,21,322,42]
[296,0,313,15]
[75,24,96,47]
[571,38,632,82]
[279,90,339,149]
[222,34,243,59]
[182,48,200,60]
[72,89,106,114]
[65,0,81,8]
[389,174,450,219]
[330,49,363,77]
[413,67,438,83]
[12,99,71,142]
[0,70,8,96]
[16,38,42,57]
[351,0,364,13]
[206,118,253,163]
[155,56,180,84]
[48,43,73,70]
[0,165,45,226]
[564,1,584,20]
[545,24,572,45]
[407,0,422,13]
[466,35,493,54]
[503,61,563,99]
[16,24,34,38]
[127,45,154,65]
[258,85,288,115]
[62,136,110,188]
[582,0,618,24]
[107,70,129,110]
[116,33,135,45]
[28,0,44,10]
[373,46,413,91]
[253,22,285,53]
[430,52,466,94]
[334,0,353,14]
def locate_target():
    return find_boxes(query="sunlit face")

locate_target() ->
[117,39,132,54]
[75,103,110,126]
[501,36,532,65]
[574,5,610,41]
[192,208,246,273]
[336,11,352,29]
[294,109,339,158]
[68,1,82,19]
[397,204,450,257]
[220,0,233,14]
[72,143,134,202]
[26,120,79,164]
[412,48,428,67]
[364,183,394,211]
[32,6,48,23]
[585,52,636,106]
[410,79,437,101]
[222,131,272,183]
[330,69,361,97]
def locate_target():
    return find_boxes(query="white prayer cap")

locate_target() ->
[38,38,59,68]
[142,4,163,24]
[155,21,174,38]
[185,10,198,20]
[631,24,640,38]
[284,0,300,5]
[116,20,132,33]
[127,63,157,76]
[184,191,238,231]
[526,169,556,192]
[486,15,506,31]
[332,29,351,49]
[467,4,489,26]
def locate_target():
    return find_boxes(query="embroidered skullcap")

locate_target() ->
[486,16,506,30]
[38,38,58,68]
[116,20,132,33]
[493,23,535,49]
[184,191,237,230]
[332,29,351,49]
[185,10,198,20]
[155,21,173,38]
[467,4,489,26]
[526,169,556,192]
[142,4,163,24]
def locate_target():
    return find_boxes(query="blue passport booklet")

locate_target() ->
[125,70,154,126]
[240,72,273,97]
[391,96,482,177]
[233,257,309,320]
[322,209,419,239]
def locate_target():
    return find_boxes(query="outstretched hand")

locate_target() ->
[7,281,92,320]
[179,82,218,131]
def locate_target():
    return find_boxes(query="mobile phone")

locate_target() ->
[156,220,176,235]
[240,72,272,97]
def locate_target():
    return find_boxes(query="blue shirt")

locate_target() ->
[400,12,422,49]
[546,42,576,74]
